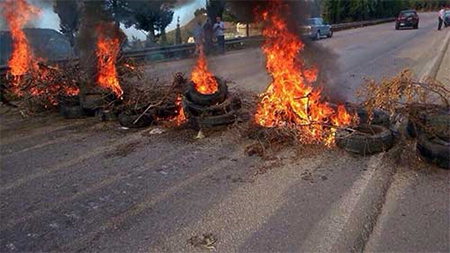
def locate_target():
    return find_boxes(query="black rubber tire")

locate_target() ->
[315,31,321,40]
[185,77,228,106]
[417,133,450,169]
[59,95,85,119]
[408,110,450,141]
[354,108,390,126]
[95,109,117,122]
[155,104,179,119]
[60,104,85,119]
[118,112,153,128]
[80,92,116,113]
[425,111,450,142]
[327,30,333,38]
[336,124,394,155]
[182,95,241,117]
[395,24,400,30]
[188,110,237,130]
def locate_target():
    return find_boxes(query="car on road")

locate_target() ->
[301,18,333,40]
[395,10,419,30]
[444,10,450,27]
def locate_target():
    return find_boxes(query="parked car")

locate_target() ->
[300,18,333,40]
[444,10,450,27]
[395,10,419,30]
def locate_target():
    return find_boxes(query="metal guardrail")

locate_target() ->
[0,17,395,74]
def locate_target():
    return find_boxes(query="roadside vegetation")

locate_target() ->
[323,0,447,23]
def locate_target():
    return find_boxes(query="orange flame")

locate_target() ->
[96,27,123,98]
[173,94,186,125]
[1,0,41,86]
[255,0,352,144]
[191,44,218,94]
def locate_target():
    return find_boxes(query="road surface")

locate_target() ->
[1,13,449,252]
[146,13,449,100]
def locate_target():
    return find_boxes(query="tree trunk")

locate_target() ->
[246,23,249,37]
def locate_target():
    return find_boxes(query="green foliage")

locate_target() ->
[206,0,226,19]
[194,8,206,17]
[53,0,80,47]
[113,0,175,43]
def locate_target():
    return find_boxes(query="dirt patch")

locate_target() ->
[104,140,143,158]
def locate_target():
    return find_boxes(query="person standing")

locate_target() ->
[213,16,225,54]
[203,18,213,54]
[193,20,204,55]
[438,7,445,30]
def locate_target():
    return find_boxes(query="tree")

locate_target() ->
[206,0,226,20]
[53,0,80,48]
[115,0,175,45]
[194,8,206,17]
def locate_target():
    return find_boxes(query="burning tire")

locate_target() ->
[188,110,238,130]
[118,112,153,128]
[185,78,228,106]
[354,108,390,126]
[336,124,394,155]
[417,133,450,169]
[183,95,241,117]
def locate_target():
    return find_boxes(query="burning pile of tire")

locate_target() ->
[182,77,242,130]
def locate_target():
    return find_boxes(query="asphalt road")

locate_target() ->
[146,13,449,100]
[1,13,449,252]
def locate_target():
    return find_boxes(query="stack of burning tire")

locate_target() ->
[182,77,242,130]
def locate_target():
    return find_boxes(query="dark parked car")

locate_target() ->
[395,10,419,30]
[300,18,333,40]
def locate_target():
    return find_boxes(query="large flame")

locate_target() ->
[0,0,41,86]
[255,0,351,144]
[191,44,218,94]
[96,27,123,98]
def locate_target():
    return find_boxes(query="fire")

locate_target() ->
[255,0,352,144]
[96,26,123,98]
[172,94,186,125]
[1,0,41,87]
[191,44,218,94]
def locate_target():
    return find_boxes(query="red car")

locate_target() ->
[395,10,419,30]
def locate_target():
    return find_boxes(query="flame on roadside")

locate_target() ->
[191,44,218,94]
[0,0,41,88]
[255,0,352,145]
[172,94,186,125]
[96,26,123,98]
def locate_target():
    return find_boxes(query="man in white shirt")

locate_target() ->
[213,16,225,54]
[438,7,445,30]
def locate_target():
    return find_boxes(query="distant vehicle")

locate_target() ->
[444,10,450,27]
[301,18,333,40]
[395,10,419,30]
